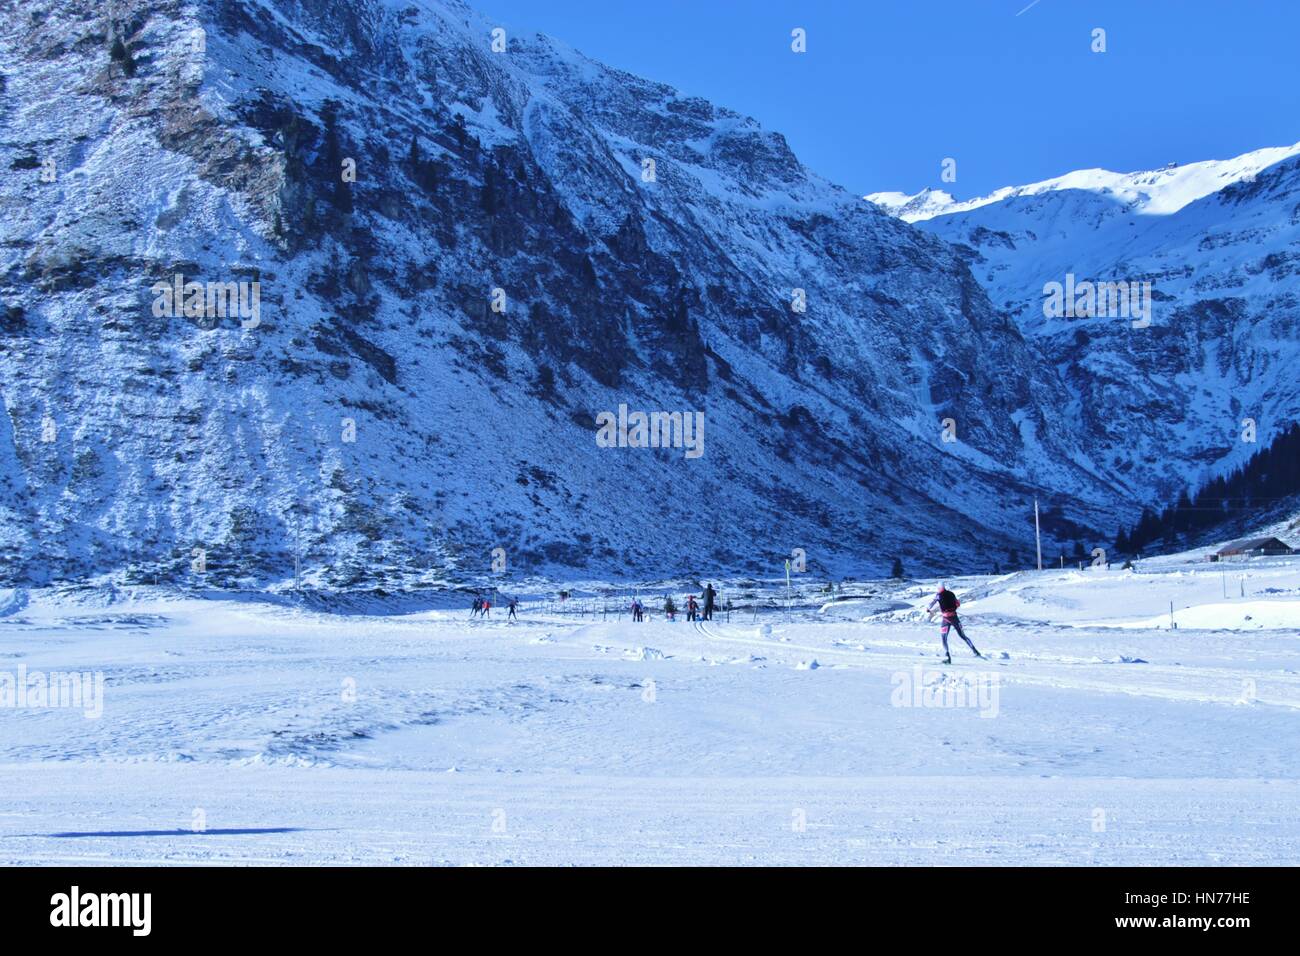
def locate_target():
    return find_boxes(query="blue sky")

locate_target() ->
[478,0,1300,198]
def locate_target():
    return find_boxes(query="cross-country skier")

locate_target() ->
[664,595,676,621]
[686,595,698,621]
[926,584,980,664]
[702,583,716,621]
[508,597,518,620]
[471,595,482,617]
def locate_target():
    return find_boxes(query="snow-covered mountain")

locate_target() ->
[868,143,1300,509]
[866,143,1300,223]
[0,0,1133,588]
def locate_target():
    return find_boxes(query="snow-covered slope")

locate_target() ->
[868,143,1300,506]
[3,561,1298,864]
[862,187,961,223]
[0,0,1125,587]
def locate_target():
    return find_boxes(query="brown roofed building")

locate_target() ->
[1216,537,1294,558]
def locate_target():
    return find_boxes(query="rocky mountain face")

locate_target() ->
[1,0,1121,588]
[869,145,1300,511]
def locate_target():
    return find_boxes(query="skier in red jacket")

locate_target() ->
[926,584,981,664]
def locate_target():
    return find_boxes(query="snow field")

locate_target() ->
[1,558,1297,864]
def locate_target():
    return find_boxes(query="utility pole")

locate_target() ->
[1034,498,1043,572]
[784,559,792,620]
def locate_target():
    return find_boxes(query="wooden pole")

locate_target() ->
[1034,498,1043,571]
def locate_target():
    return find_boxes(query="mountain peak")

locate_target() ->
[862,186,957,221]
[885,137,1300,513]
[867,141,1300,222]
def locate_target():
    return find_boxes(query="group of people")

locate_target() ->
[470,594,518,620]
[631,583,720,622]
[471,581,977,663]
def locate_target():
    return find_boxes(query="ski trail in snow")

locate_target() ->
[686,619,1300,707]
[691,619,864,664]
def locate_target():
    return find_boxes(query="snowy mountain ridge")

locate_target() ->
[866,141,1300,222]
[867,141,1300,513]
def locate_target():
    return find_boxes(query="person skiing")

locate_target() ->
[686,595,698,622]
[926,584,980,664]
[482,597,491,617]
[702,583,717,621]
[664,595,676,621]
[631,599,644,622]
[471,595,482,617]
[507,597,518,621]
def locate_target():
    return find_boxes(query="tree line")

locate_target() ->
[1117,422,1300,554]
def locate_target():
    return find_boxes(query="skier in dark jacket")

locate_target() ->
[926,584,980,664]
[702,583,717,621]
[507,597,518,620]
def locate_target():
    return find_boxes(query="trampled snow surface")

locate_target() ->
[2,559,1298,865]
